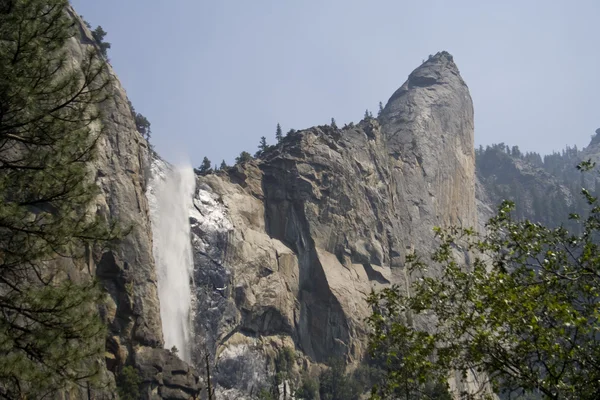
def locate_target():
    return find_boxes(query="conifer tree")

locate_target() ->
[0,1,122,396]
[364,109,372,119]
[377,101,384,118]
[255,136,268,157]
[235,151,253,164]
[198,156,212,174]
[331,118,338,129]
[127,101,151,141]
[91,25,111,57]
[220,160,228,170]
[276,123,283,143]
[259,136,268,151]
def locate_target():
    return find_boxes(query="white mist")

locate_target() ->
[147,160,196,362]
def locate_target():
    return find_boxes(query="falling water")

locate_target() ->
[147,161,196,362]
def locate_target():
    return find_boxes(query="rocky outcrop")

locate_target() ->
[62,7,200,399]
[189,52,478,397]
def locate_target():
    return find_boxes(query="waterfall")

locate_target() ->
[147,160,196,362]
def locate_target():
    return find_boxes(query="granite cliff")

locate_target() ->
[66,8,484,395]
[188,51,479,398]
[62,7,200,399]
[13,4,599,399]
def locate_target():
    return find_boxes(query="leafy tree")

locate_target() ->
[331,118,338,129]
[368,161,600,399]
[276,123,283,143]
[198,156,212,174]
[377,101,384,118]
[0,0,122,397]
[235,151,253,164]
[91,25,111,57]
[116,366,141,400]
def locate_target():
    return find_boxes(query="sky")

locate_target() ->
[71,0,600,167]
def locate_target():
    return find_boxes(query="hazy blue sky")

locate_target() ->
[71,0,600,166]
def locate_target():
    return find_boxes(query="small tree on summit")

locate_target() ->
[220,160,228,170]
[255,136,268,157]
[364,109,372,119]
[276,123,283,143]
[259,136,268,151]
[377,101,384,118]
[198,156,212,174]
[235,151,253,164]
[331,118,338,129]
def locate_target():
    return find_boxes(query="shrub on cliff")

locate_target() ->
[116,366,141,400]
[91,25,111,57]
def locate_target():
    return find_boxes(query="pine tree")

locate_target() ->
[127,101,152,141]
[377,101,384,118]
[275,123,283,143]
[91,25,111,57]
[255,136,268,157]
[259,136,268,151]
[287,129,296,137]
[364,109,372,119]
[220,160,228,170]
[0,1,122,396]
[198,156,212,174]
[235,151,253,164]
[331,118,337,129]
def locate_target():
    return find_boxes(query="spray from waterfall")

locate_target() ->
[147,161,196,362]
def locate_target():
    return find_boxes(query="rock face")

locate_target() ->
[190,52,478,397]
[62,7,200,399]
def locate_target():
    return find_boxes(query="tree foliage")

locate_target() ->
[116,366,141,400]
[235,151,253,164]
[91,25,110,58]
[197,156,212,174]
[255,136,269,157]
[127,101,151,141]
[0,0,121,396]
[368,162,600,399]
[276,123,283,143]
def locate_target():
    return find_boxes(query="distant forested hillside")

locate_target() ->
[476,129,600,232]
